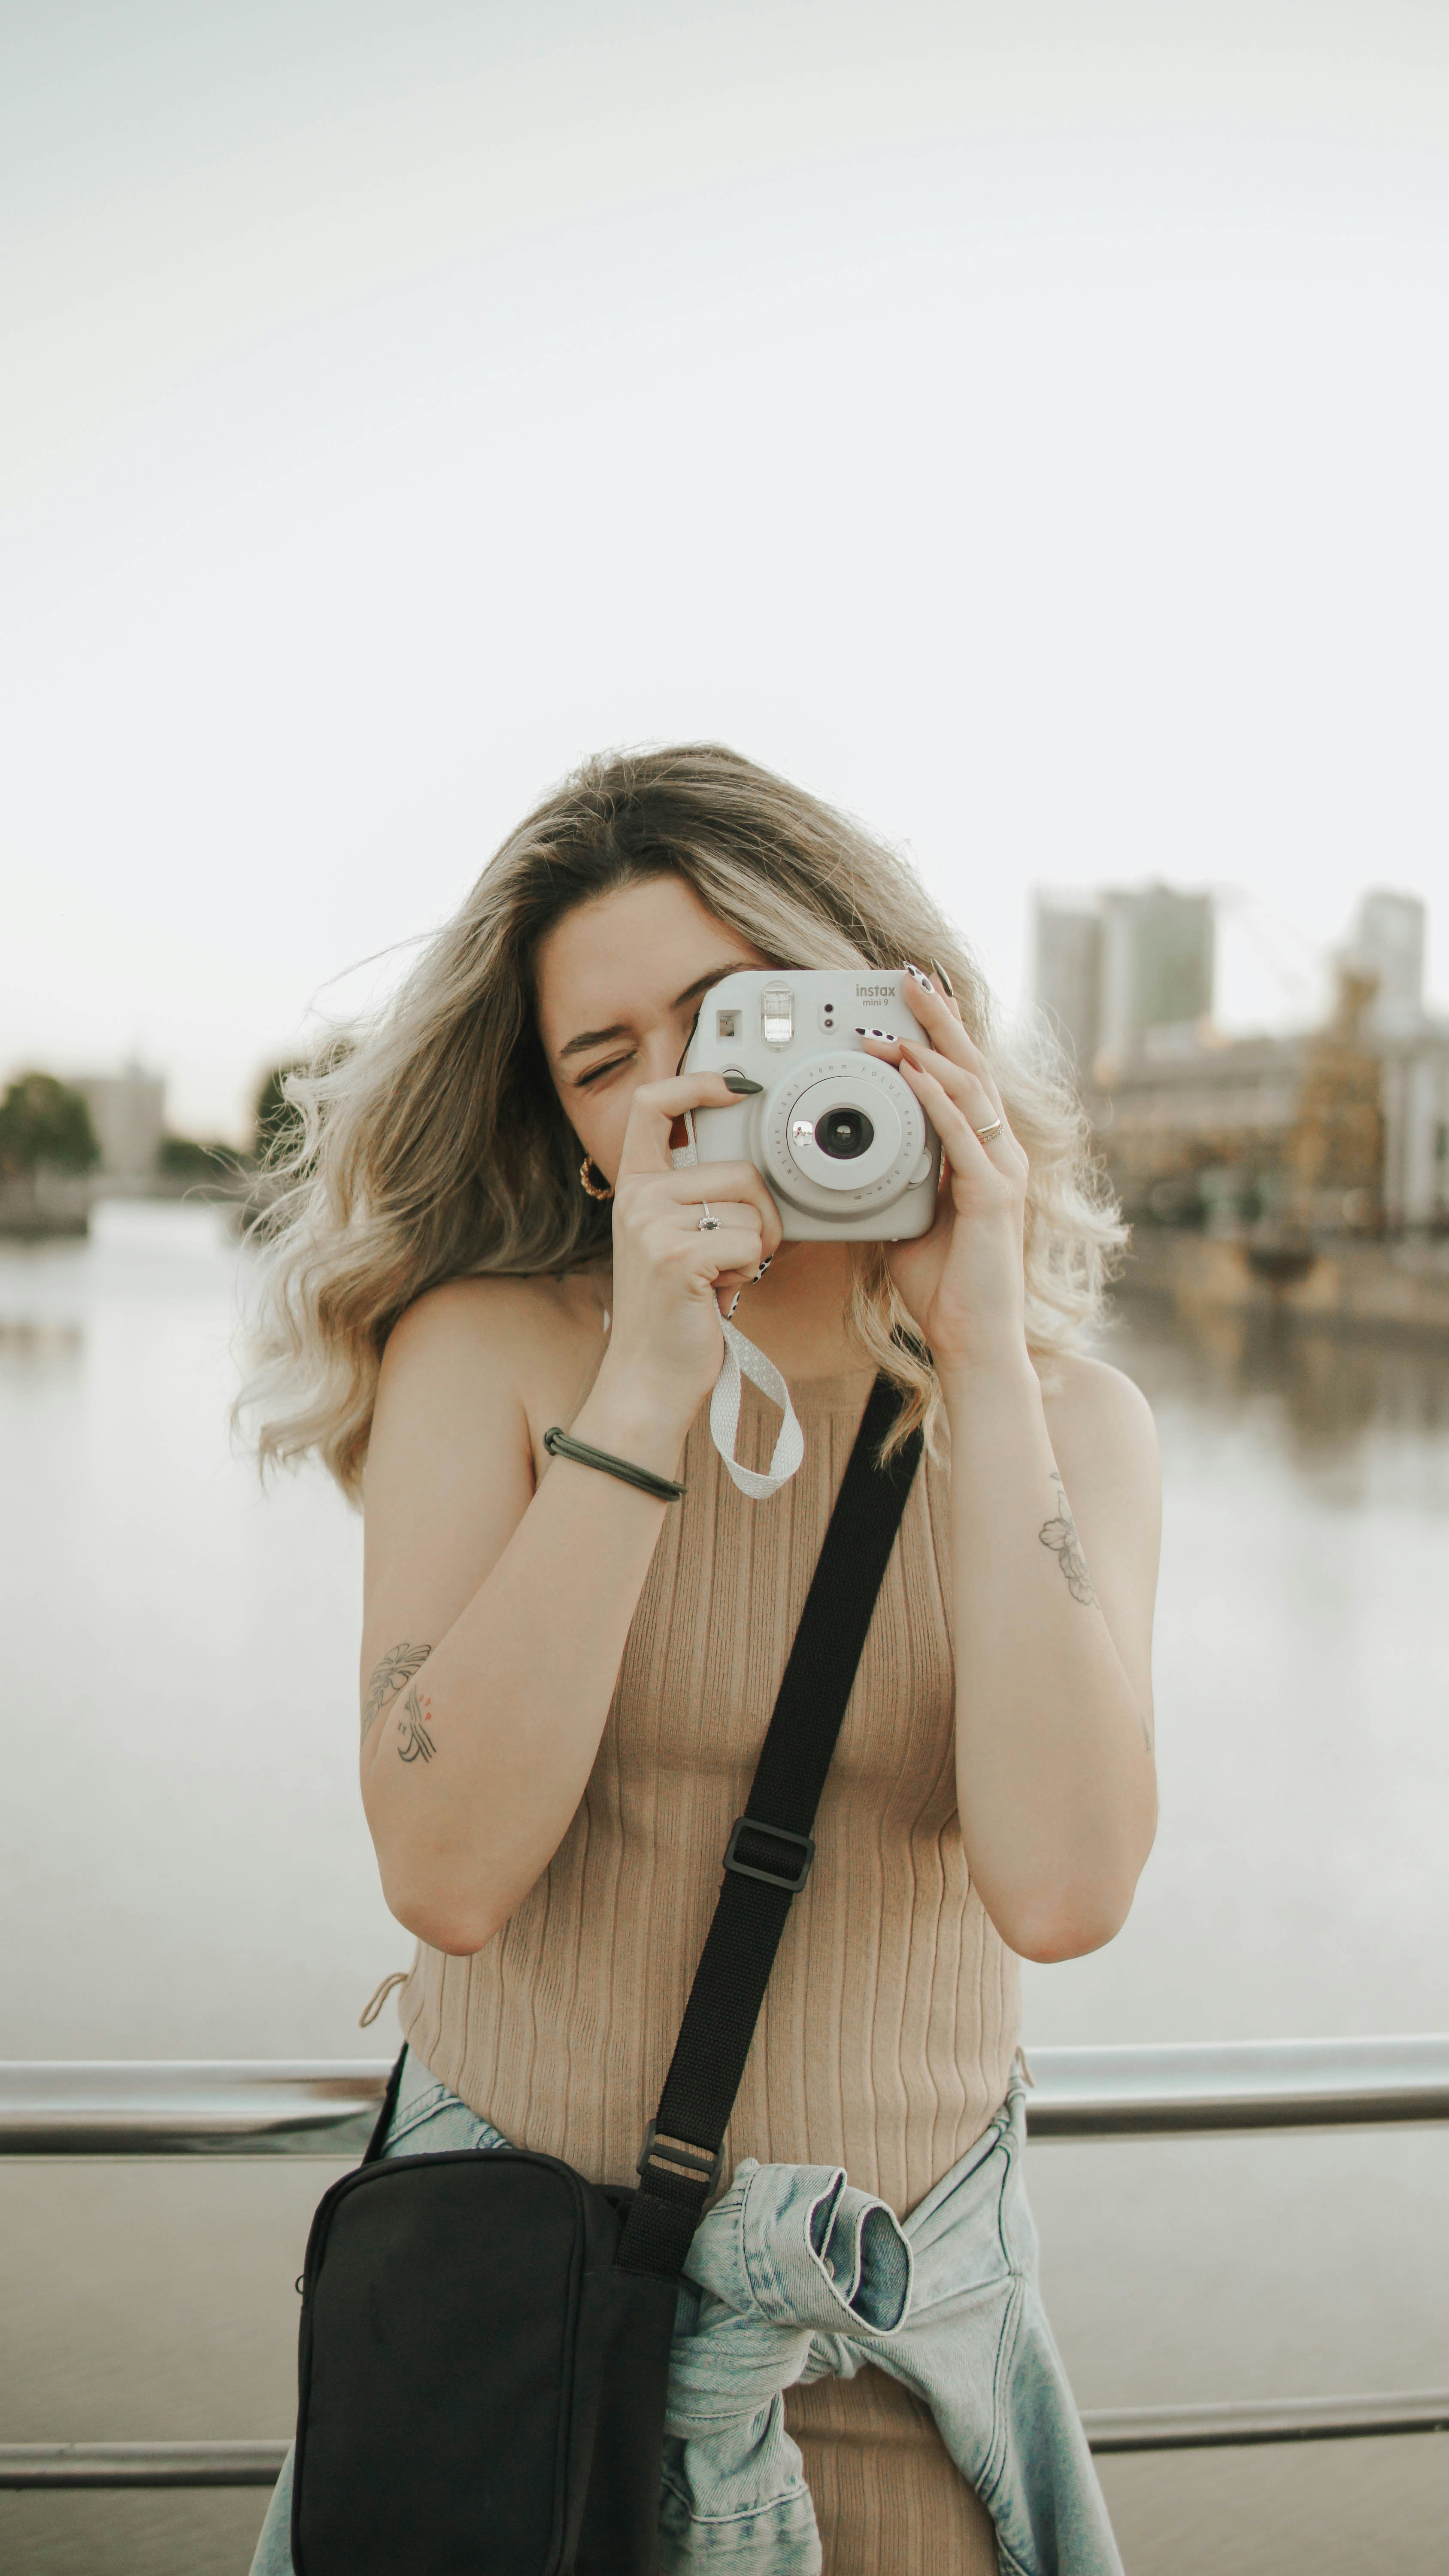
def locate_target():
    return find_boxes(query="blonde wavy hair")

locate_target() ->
[237,743,1124,1496]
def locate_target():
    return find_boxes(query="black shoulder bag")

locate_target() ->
[291,1373,922,2576]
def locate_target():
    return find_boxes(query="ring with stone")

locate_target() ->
[697,1203,720,1232]
[973,1119,1003,1144]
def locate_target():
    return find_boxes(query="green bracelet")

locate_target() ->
[543,1425,686,1503]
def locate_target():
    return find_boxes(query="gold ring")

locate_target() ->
[973,1119,1003,1144]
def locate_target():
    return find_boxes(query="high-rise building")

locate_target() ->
[1098,887,1215,1066]
[1346,891,1426,1039]
[1031,897,1103,1073]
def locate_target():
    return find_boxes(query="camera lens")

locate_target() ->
[815,1107,874,1160]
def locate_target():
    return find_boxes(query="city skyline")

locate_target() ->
[5,3,1449,1136]
[6,871,1439,1156]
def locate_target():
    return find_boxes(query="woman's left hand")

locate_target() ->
[867,967,1032,1376]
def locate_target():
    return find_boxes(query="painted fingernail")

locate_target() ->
[855,1025,899,1040]
[752,1254,774,1279]
[902,963,934,993]
[928,957,955,999]
[723,1071,764,1094]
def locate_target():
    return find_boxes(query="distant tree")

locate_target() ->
[158,1135,245,1179]
[0,1073,101,1178]
[253,1062,307,1166]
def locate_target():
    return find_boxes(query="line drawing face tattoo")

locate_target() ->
[1038,1473,1096,1606]
[396,1680,437,1765]
[361,1641,432,1742]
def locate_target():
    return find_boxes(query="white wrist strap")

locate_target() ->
[672,1113,804,1500]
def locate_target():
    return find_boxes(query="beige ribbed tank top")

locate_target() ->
[399,1365,1020,2219]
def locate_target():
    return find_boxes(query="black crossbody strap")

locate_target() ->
[617,1371,923,2278]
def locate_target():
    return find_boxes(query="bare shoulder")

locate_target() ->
[361,1269,609,1668]
[377,1268,607,1438]
[1037,1348,1161,1553]
[1037,1348,1158,1471]
[1038,1344,1161,1577]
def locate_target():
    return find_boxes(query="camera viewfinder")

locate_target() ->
[762,987,794,1046]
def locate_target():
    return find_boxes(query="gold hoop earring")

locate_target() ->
[579,1154,614,1201]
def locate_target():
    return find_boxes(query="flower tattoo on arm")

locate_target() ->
[1038,1473,1096,1606]
[396,1680,437,1765]
[361,1641,432,1743]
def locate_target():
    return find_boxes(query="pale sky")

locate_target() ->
[3,1,1448,1139]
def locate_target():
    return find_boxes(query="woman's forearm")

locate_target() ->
[361,1373,687,1954]
[941,1357,1157,1962]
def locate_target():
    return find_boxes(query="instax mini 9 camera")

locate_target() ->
[682,969,941,1241]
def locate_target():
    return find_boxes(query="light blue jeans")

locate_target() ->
[250,2047,1119,2576]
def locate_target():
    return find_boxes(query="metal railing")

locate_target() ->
[6,2034,1449,2157]
[6,2394,1449,2488]
[3,2037,1446,2486]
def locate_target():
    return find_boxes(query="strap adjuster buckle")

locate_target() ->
[635,2122,724,2200]
[723,1815,815,1894]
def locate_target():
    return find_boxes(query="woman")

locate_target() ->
[245,743,1160,2574]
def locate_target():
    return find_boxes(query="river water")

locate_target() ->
[2,1202,1446,2572]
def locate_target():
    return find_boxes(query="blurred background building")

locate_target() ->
[1034,885,1449,1243]
[0,1058,273,1235]
[69,1061,167,1183]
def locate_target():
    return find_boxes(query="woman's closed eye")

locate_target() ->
[573,1052,634,1090]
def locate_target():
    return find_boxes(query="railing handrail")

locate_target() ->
[5,2392,1448,2485]
[3,2035,1447,2155]
[1022,2033,1449,2135]
[8,2040,1447,2487]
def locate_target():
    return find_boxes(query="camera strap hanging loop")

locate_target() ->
[709,1315,806,1500]
[673,1110,806,1500]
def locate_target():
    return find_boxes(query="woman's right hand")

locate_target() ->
[589,1072,782,1440]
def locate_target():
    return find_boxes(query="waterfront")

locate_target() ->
[1,1203,1446,2571]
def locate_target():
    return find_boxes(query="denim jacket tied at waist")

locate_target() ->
[371,2048,1123,2576]
[654,2061,1122,2576]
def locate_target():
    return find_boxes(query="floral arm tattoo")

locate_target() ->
[361,1641,432,1743]
[1037,1473,1096,1607]
[395,1680,437,1765]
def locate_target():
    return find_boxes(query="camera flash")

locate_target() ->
[761,987,794,1046]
